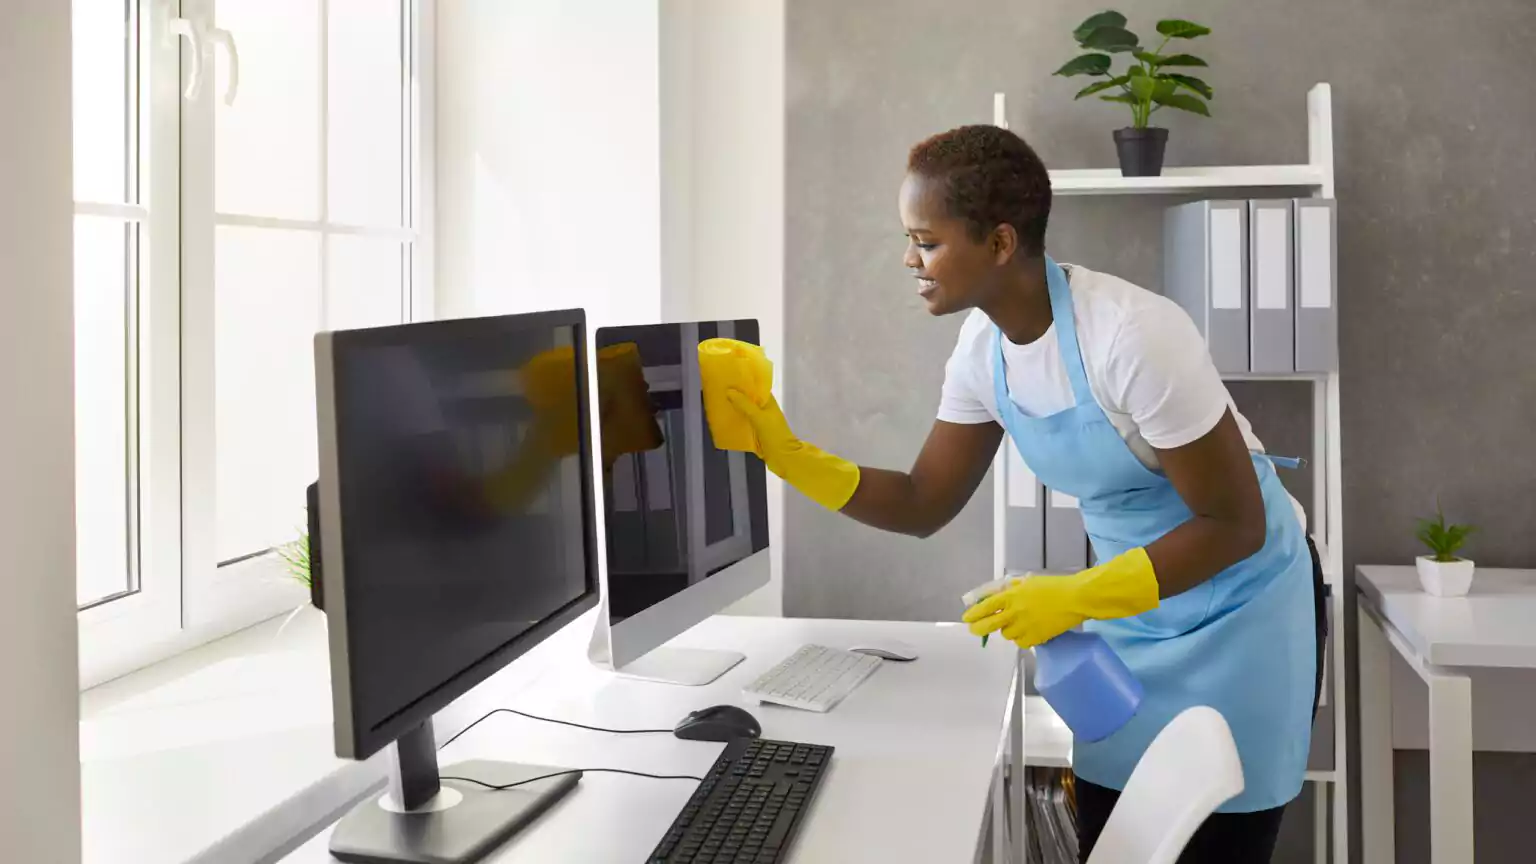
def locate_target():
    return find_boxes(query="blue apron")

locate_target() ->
[994,258,1315,813]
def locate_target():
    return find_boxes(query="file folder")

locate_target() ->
[1164,200,1249,373]
[1044,489,1088,572]
[1249,200,1296,373]
[1004,440,1045,573]
[1294,198,1339,372]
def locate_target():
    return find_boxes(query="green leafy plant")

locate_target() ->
[1415,505,1476,563]
[1054,11,1213,129]
[276,529,312,589]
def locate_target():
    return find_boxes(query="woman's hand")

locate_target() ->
[962,548,1161,648]
[725,390,861,512]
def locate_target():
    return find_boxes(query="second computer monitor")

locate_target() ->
[591,320,769,685]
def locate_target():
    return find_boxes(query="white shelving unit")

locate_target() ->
[991,83,1347,864]
[1048,164,1327,196]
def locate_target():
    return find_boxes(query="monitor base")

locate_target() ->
[329,760,579,863]
[614,646,745,685]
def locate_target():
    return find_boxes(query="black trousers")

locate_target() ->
[1075,537,1330,864]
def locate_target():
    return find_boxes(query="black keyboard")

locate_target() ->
[646,738,833,864]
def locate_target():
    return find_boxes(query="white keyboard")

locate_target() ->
[743,644,883,713]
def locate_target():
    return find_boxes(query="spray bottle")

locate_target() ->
[963,577,1142,742]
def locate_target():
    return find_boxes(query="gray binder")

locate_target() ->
[1044,488,1088,572]
[1294,198,1339,372]
[1164,200,1249,373]
[1003,440,1044,573]
[1249,200,1296,373]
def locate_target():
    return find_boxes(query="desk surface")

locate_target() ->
[285,616,1017,863]
[1357,566,1536,668]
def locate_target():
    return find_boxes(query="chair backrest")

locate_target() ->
[1085,706,1245,864]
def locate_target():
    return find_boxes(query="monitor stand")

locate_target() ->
[613,645,746,686]
[329,719,580,864]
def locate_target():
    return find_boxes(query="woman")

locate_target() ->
[723,125,1326,862]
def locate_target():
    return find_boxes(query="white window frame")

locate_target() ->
[77,0,187,685]
[78,0,436,689]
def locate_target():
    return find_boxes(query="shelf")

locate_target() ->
[1049,164,1326,197]
[1221,371,1333,383]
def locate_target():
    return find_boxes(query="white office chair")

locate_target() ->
[1085,706,1244,864]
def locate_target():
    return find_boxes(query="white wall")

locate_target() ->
[435,0,662,330]
[659,0,787,615]
[438,0,787,613]
[0,1,83,859]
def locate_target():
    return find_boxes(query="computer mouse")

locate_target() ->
[848,640,920,662]
[674,705,763,742]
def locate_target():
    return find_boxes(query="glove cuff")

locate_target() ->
[772,442,861,512]
[1070,546,1161,620]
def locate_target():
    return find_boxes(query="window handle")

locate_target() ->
[169,17,204,101]
[207,26,240,106]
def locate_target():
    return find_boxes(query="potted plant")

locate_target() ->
[1414,505,1477,597]
[1054,10,1213,177]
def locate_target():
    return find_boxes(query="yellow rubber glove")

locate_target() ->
[723,389,861,512]
[961,548,1161,648]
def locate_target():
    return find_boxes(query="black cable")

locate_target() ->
[439,707,674,752]
[441,768,703,792]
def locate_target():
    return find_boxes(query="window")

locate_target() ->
[74,0,432,686]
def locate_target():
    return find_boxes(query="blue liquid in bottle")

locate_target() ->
[1033,630,1142,742]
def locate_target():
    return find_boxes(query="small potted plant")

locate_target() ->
[1054,10,1213,177]
[1415,505,1477,597]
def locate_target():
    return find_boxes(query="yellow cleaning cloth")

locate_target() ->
[698,338,773,452]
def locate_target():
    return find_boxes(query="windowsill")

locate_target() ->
[79,603,590,864]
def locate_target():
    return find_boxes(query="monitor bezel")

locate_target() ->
[316,308,601,760]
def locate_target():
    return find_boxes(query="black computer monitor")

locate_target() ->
[315,308,600,863]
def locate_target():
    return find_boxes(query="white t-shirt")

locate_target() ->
[939,264,1304,526]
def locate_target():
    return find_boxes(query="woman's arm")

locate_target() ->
[723,391,1002,539]
[841,419,1004,538]
[1144,409,1268,598]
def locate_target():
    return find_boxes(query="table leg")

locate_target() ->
[1010,649,1027,864]
[1357,605,1396,864]
[1426,669,1473,863]
[1313,780,1329,863]
[989,762,1008,864]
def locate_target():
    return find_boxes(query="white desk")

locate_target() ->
[284,616,1020,863]
[1357,565,1536,864]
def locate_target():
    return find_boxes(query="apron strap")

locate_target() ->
[1043,256,1095,408]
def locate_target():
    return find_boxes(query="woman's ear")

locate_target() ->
[991,223,1019,266]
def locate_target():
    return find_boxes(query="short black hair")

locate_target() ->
[907,125,1051,258]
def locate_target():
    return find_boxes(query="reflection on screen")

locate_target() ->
[596,321,769,623]
[334,325,589,732]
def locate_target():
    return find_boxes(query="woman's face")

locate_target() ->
[899,172,1007,317]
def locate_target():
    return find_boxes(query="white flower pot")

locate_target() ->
[1416,555,1475,597]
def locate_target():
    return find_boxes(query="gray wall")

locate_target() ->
[786,1,1536,861]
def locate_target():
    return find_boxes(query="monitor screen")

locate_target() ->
[319,310,599,757]
[595,321,769,623]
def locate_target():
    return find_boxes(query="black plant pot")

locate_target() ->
[1113,127,1169,177]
